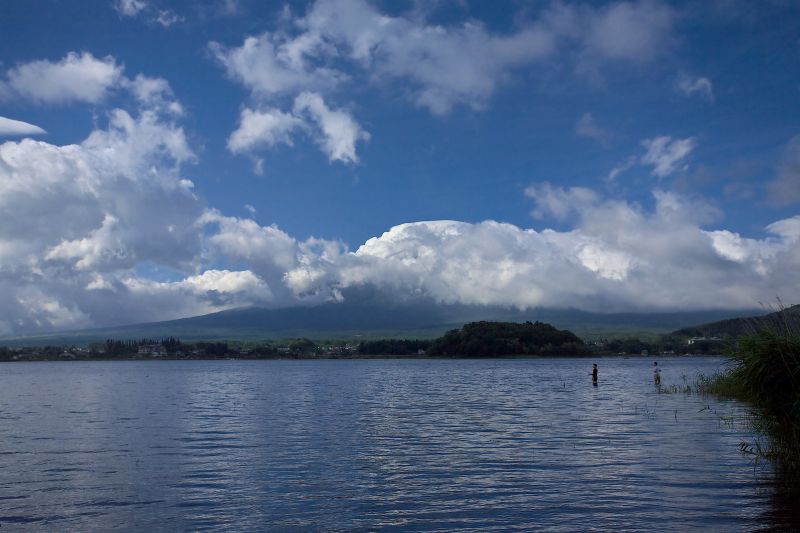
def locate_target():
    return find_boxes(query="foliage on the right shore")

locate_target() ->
[699,305,800,474]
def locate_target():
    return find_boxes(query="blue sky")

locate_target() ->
[0,0,799,333]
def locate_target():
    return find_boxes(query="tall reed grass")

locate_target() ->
[699,303,800,479]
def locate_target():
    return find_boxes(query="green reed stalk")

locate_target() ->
[700,303,800,476]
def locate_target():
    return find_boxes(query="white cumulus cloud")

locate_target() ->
[293,91,369,164]
[226,95,369,165]
[1,124,799,335]
[582,0,675,63]
[1,52,184,119]
[285,190,797,313]
[1,52,123,105]
[212,0,677,165]
[0,116,46,137]
[128,269,272,301]
[227,107,303,153]
[675,72,714,101]
[301,0,557,115]
[640,136,696,177]
[525,182,600,221]
[122,74,184,115]
[768,134,800,206]
[575,112,611,145]
[210,33,342,98]
[276,202,800,313]
[155,9,183,27]
[0,103,277,333]
[113,0,147,17]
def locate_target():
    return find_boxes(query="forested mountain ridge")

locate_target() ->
[672,305,800,339]
[0,301,764,346]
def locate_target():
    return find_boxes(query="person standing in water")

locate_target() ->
[592,363,598,385]
[653,361,661,385]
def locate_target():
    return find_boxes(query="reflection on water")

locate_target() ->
[0,357,793,530]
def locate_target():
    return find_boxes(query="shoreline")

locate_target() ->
[1,353,718,363]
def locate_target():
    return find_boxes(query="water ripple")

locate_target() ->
[0,357,789,531]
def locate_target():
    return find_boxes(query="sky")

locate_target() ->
[0,0,799,335]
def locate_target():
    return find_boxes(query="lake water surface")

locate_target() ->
[0,357,791,531]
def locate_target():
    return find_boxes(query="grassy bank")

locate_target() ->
[697,307,800,479]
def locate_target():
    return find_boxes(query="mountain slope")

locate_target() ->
[672,305,800,338]
[0,302,765,346]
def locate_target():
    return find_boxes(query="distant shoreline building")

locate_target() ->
[137,344,167,356]
[687,336,723,345]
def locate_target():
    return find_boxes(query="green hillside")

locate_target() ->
[427,321,588,356]
[672,305,800,339]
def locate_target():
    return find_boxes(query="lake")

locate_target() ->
[0,357,792,531]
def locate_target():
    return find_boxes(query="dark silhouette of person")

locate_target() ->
[592,363,598,385]
[653,361,661,385]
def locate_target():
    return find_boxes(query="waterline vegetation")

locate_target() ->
[662,304,800,487]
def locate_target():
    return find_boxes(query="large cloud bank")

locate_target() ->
[284,193,799,313]
[1,98,798,335]
[0,29,797,336]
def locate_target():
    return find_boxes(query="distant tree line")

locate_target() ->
[1,338,241,361]
[596,336,728,355]
[0,320,734,362]
[357,339,431,355]
[0,337,348,361]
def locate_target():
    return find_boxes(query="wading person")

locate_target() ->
[592,363,598,386]
[653,361,661,385]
